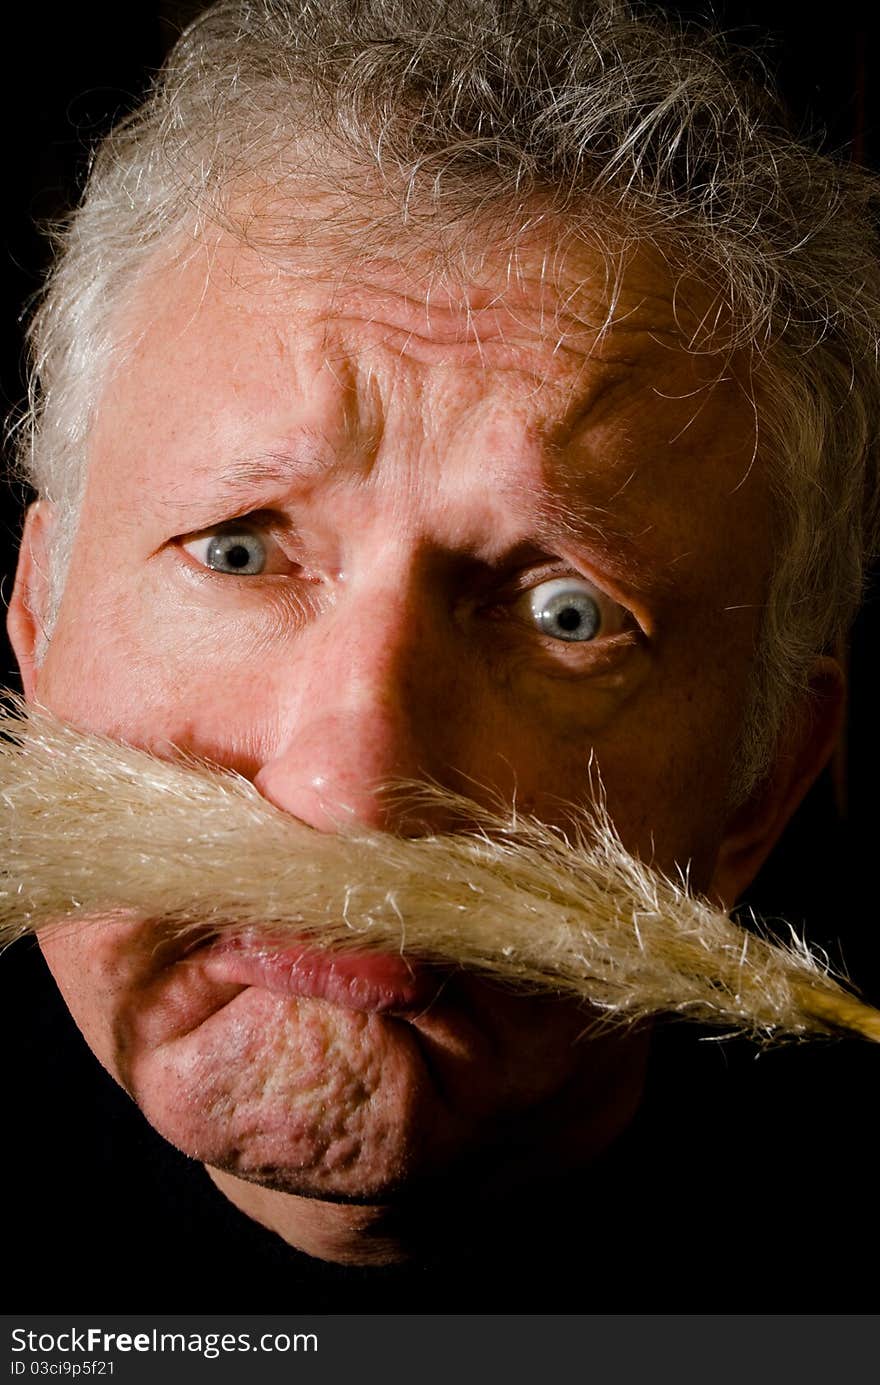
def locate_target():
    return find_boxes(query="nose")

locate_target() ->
[255,712,439,834]
[253,582,470,835]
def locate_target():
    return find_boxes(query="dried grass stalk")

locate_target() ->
[1,698,878,1044]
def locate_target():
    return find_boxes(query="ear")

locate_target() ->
[7,501,56,699]
[710,655,846,909]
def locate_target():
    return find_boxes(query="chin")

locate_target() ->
[121,985,476,1201]
[40,918,652,1213]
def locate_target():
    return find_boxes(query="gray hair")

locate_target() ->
[16,0,880,798]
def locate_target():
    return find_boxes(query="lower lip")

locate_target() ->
[202,935,442,1015]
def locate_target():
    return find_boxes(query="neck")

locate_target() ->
[206,1168,413,1264]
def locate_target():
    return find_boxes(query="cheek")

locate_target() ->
[37,570,283,775]
[40,922,135,1062]
[587,690,743,885]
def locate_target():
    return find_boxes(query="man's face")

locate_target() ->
[11,228,774,1246]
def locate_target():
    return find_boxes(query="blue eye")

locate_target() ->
[526,578,603,643]
[184,530,267,574]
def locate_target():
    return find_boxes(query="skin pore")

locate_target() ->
[8,227,842,1263]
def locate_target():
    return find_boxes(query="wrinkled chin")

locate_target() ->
[42,908,647,1208]
[116,989,438,1199]
[139,1000,645,1204]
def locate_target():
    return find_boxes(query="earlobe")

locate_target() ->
[710,656,846,909]
[7,501,56,699]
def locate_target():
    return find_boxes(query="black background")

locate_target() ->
[2,3,879,1311]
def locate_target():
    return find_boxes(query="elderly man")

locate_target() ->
[4,0,879,1306]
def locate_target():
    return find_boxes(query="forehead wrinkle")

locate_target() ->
[315,245,691,360]
[535,354,654,447]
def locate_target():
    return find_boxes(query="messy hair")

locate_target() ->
[16,0,880,796]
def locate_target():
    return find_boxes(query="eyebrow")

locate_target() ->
[162,444,340,526]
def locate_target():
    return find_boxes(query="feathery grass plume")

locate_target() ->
[1,696,878,1044]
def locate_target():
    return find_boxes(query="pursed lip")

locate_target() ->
[200,933,446,1015]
